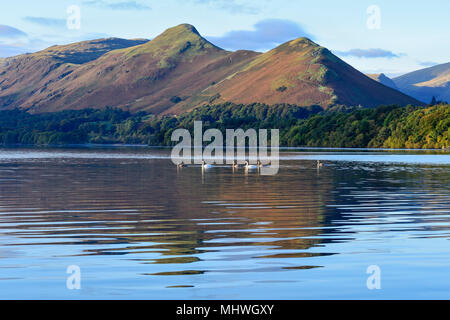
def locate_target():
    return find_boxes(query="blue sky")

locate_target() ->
[0,0,449,76]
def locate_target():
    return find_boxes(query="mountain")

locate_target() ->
[194,38,419,112]
[366,73,398,90]
[393,62,450,103]
[0,38,148,110]
[0,24,420,114]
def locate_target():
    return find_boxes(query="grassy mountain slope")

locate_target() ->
[0,38,148,110]
[202,38,419,109]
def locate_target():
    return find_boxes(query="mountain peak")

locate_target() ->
[167,23,200,36]
[118,23,223,60]
[143,23,219,52]
[287,37,318,47]
[366,73,398,90]
[369,73,390,82]
[155,23,204,42]
[271,37,323,56]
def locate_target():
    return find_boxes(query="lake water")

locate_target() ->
[0,147,449,299]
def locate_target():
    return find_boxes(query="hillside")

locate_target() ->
[0,38,148,110]
[196,38,420,111]
[0,24,420,113]
[393,62,450,103]
[366,73,398,90]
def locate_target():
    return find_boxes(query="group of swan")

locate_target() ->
[178,160,325,169]
[177,160,267,170]
[212,160,266,170]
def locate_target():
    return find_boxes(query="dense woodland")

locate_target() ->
[0,103,448,149]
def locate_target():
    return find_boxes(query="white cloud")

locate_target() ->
[206,19,314,51]
[335,48,405,59]
[83,0,151,10]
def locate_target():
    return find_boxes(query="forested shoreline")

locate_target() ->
[0,103,448,149]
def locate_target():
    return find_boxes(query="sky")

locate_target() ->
[0,0,449,77]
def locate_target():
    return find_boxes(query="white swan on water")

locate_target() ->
[202,160,213,169]
[245,161,258,170]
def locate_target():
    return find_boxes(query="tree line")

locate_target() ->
[0,102,448,149]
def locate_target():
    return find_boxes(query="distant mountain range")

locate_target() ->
[367,64,450,104]
[393,62,450,104]
[0,24,421,114]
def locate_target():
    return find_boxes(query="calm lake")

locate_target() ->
[0,147,449,299]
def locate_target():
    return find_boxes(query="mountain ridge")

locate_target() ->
[393,62,450,103]
[0,24,420,114]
